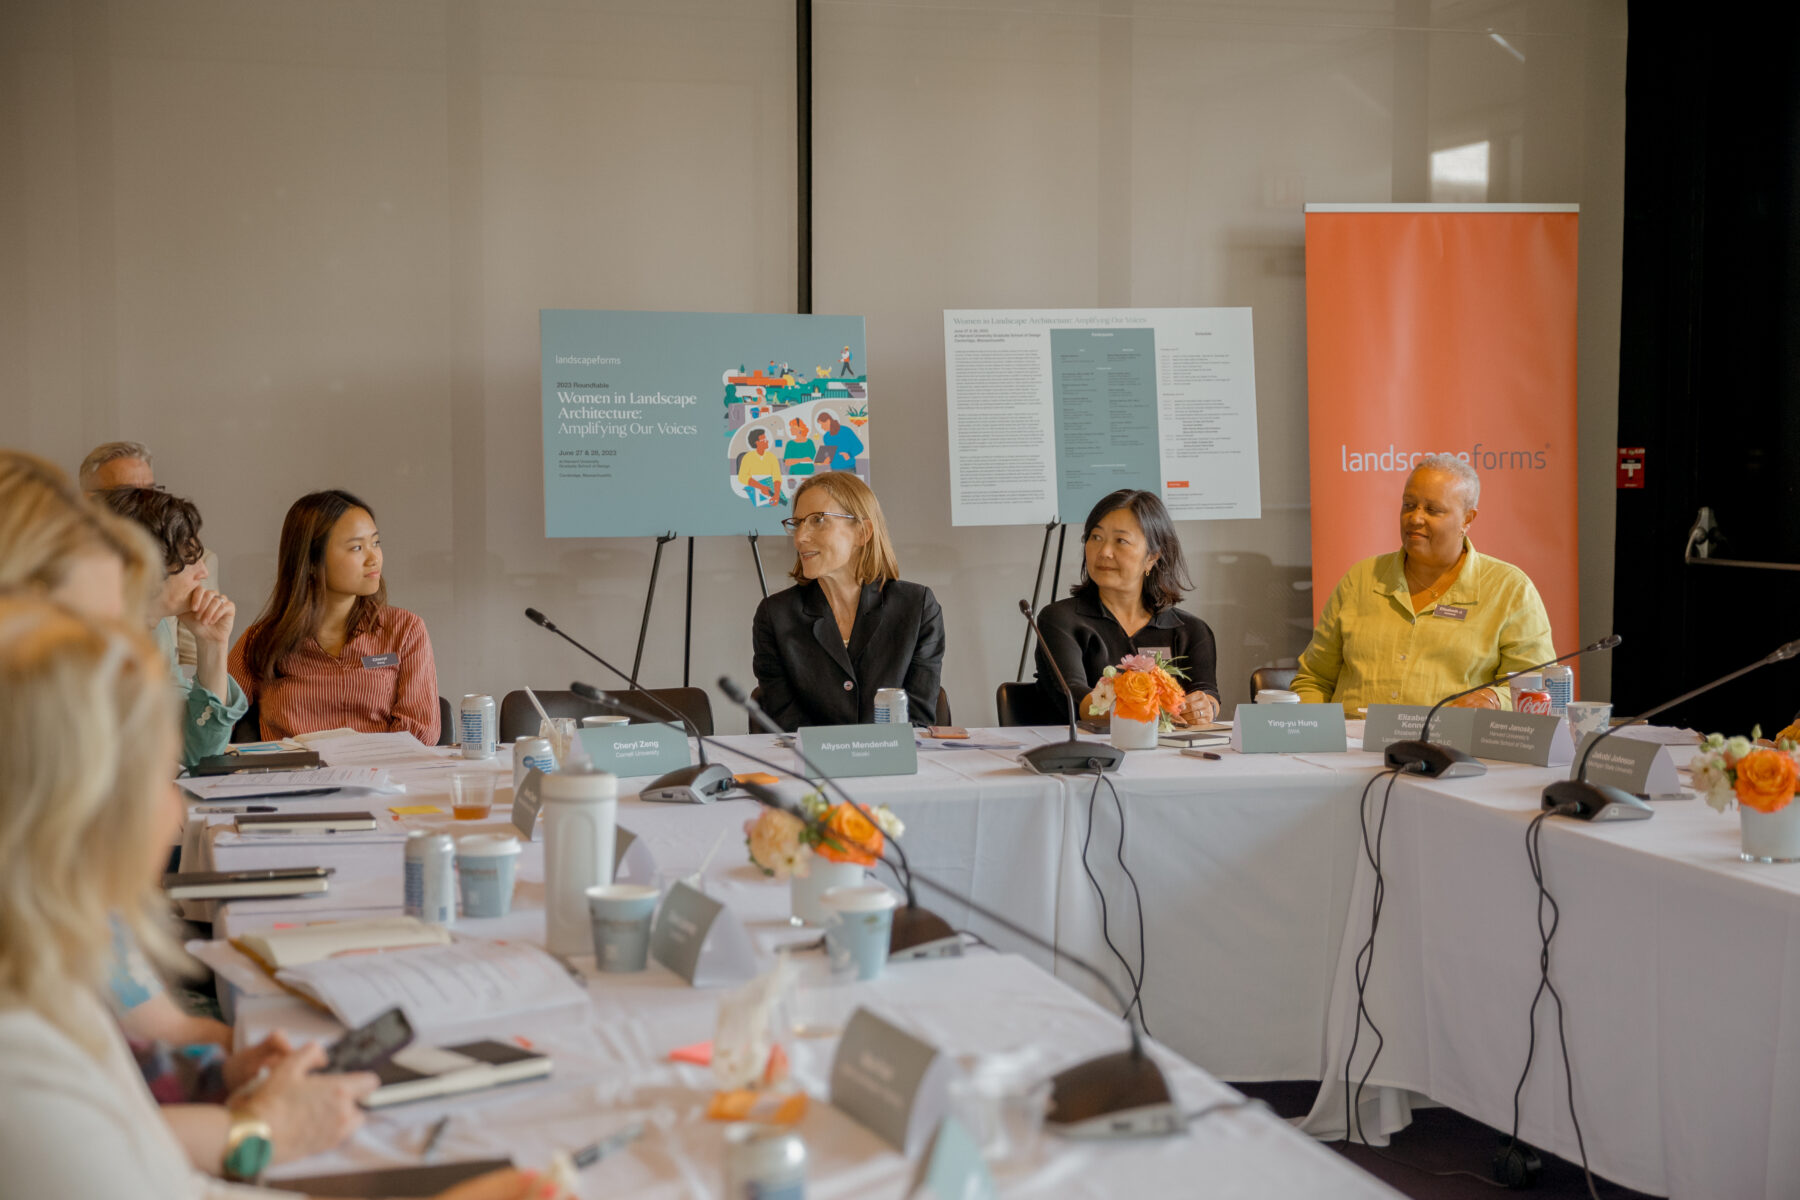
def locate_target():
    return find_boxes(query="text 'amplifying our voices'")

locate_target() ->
[554,390,701,439]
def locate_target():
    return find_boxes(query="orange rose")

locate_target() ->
[1153,671,1185,715]
[1734,748,1798,814]
[1112,669,1162,722]
[1778,721,1800,746]
[816,802,884,865]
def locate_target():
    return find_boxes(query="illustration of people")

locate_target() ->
[737,427,784,506]
[817,410,863,473]
[838,345,855,376]
[781,417,817,479]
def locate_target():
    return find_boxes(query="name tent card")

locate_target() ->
[613,826,658,885]
[1230,704,1348,754]
[577,723,692,778]
[1361,705,1479,754]
[649,880,757,987]
[1468,711,1574,767]
[510,768,546,840]
[830,1007,959,1157]
[1570,733,1681,796]
[908,1116,997,1200]
[797,724,919,779]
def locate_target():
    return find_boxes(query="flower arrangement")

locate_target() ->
[1087,650,1189,731]
[1689,727,1800,815]
[744,791,904,880]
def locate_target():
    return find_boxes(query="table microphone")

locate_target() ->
[1015,599,1124,775]
[524,608,733,804]
[737,776,1184,1140]
[1543,636,1800,821]
[1385,635,1622,778]
[715,675,960,962]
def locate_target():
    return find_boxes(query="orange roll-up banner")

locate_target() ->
[1304,204,1580,663]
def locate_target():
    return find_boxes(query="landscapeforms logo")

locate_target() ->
[1338,443,1549,473]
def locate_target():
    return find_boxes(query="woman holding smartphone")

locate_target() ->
[229,490,439,742]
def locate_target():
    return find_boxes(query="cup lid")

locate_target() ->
[586,883,659,901]
[456,834,521,856]
[1255,689,1301,703]
[583,714,630,726]
[820,883,898,912]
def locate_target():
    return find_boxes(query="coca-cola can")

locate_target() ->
[1515,689,1553,716]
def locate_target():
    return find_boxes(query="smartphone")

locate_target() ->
[322,1007,415,1074]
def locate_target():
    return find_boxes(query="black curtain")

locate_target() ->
[1611,2,1800,731]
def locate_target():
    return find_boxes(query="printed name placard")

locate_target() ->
[1230,704,1348,754]
[578,722,692,777]
[1570,733,1680,795]
[613,825,658,885]
[1361,705,1479,754]
[797,723,919,779]
[831,1007,959,1157]
[649,880,757,987]
[510,768,546,840]
[908,1116,997,1200]
[1468,711,1574,767]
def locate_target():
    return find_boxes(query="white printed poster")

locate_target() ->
[942,308,1260,526]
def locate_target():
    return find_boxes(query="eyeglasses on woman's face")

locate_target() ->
[780,511,857,535]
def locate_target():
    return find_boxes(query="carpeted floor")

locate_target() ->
[1233,1082,1659,1200]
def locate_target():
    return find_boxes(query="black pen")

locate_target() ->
[1180,749,1224,761]
[194,805,278,815]
[420,1114,451,1161]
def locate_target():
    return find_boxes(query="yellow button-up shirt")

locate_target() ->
[1292,539,1555,714]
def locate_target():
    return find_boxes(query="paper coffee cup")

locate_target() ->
[587,883,660,972]
[583,714,630,728]
[821,884,898,982]
[1255,689,1301,704]
[455,834,522,918]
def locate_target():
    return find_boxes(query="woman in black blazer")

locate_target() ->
[751,471,944,730]
[1034,488,1221,723]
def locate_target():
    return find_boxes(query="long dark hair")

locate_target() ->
[242,490,387,682]
[1071,488,1192,612]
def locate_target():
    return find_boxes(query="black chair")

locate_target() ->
[436,696,455,746]
[745,686,952,729]
[1249,660,1299,698]
[995,681,1068,727]
[498,687,715,742]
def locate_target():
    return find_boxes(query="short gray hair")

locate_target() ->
[1409,452,1480,508]
[78,441,153,489]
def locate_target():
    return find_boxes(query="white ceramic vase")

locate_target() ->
[1110,712,1160,751]
[1739,803,1800,863]
[790,858,866,925]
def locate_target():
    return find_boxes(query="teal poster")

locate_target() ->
[541,310,870,538]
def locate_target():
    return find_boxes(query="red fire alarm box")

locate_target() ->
[1617,447,1646,489]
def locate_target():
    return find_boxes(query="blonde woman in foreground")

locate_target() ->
[0,598,558,1199]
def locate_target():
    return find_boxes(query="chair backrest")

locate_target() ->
[935,687,952,726]
[1248,661,1299,699]
[436,696,456,746]
[499,687,715,742]
[995,681,1068,727]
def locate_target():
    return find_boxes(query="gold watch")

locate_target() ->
[221,1110,274,1183]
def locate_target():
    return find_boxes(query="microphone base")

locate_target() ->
[638,762,735,805]
[1022,740,1125,775]
[886,905,963,961]
[1541,779,1654,822]
[1046,1049,1185,1140]
[1385,739,1487,779]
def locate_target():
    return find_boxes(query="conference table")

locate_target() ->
[185,726,1800,1199]
[184,737,1401,1198]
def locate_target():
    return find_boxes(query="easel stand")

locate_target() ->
[1016,518,1067,682]
[629,532,775,690]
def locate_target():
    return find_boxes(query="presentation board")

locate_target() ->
[541,310,869,538]
[942,308,1260,527]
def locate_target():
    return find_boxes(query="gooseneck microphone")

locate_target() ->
[1015,599,1124,775]
[1385,634,1623,779]
[715,675,960,961]
[1542,636,1800,822]
[524,608,733,804]
[735,776,1183,1139]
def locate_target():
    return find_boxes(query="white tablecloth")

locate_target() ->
[1300,750,1800,1200]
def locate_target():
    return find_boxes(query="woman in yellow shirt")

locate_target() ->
[1293,455,1554,714]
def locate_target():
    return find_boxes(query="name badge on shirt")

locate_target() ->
[1434,605,1468,621]
[360,653,400,669]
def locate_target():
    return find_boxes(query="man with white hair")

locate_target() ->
[1292,454,1554,713]
[78,441,221,671]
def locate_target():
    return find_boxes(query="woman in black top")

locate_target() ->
[751,471,944,730]
[1034,489,1220,723]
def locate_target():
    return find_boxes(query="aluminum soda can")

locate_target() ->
[872,687,908,725]
[404,831,456,924]
[724,1124,806,1200]
[459,694,497,760]
[512,736,558,791]
[1516,689,1553,716]
[1540,665,1574,717]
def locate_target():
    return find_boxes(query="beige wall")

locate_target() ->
[1,0,1626,725]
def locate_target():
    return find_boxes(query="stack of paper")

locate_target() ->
[274,938,589,1032]
[179,766,404,801]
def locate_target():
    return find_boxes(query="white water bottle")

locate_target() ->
[542,764,618,956]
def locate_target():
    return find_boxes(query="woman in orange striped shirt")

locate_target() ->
[228,490,440,743]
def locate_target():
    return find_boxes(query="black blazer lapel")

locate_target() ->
[803,583,856,682]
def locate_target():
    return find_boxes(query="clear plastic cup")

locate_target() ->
[450,771,496,820]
